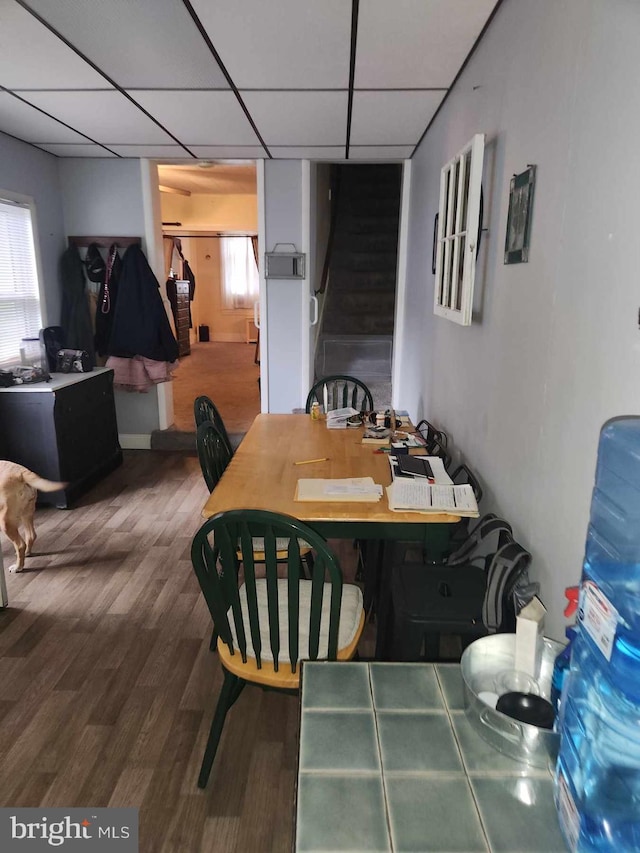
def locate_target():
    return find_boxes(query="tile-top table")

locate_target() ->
[295,662,567,852]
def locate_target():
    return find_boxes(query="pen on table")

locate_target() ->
[294,457,329,465]
[424,460,436,484]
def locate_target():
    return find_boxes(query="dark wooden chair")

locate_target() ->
[190,509,365,787]
[305,375,374,413]
[194,395,233,456]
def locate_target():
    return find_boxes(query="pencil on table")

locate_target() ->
[294,457,329,465]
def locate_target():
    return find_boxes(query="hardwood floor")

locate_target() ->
[0,451,366,852]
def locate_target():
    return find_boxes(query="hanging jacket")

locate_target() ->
[107,244,178,363]
[59,244,96,368]
[95,245,122,356]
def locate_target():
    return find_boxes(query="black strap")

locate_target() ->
[447,515,513,567]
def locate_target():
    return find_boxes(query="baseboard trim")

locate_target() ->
[119,433,152,450]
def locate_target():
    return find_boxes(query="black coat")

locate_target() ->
[59,245,96,367]
[107,244,178,362]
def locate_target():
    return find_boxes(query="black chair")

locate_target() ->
[387,529,531,662]
[194,395,233,456]
[305,375,374,414]
[196,420,232,493]
[414,419,449,455]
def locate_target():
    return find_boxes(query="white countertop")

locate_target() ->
[0,367,113,393]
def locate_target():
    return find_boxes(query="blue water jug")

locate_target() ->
[555,416,640,851]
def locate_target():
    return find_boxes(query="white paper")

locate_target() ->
[386,481,479,516]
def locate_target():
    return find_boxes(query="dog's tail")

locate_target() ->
[21,471,67,492]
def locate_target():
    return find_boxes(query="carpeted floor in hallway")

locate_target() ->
[170,340,261,436]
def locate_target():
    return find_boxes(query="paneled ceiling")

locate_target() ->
[0,0,500,162]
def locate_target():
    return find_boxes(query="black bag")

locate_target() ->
[56,349,91,373]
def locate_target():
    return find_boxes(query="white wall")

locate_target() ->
[400,0,640,639]
[263,160,305,412]
[0,132,65,326]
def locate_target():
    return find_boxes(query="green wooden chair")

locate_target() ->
[196,419,314,618]
[305,374,374,413]
[196,420,232,493]
[191,509,365,787]
[194,395,233,456]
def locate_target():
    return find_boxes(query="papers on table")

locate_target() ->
[388,454,453,485]
[325,407,359,429]
[387,480,479,516]
[295,477,383,502]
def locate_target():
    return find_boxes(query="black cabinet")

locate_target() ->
[0,368,123,508]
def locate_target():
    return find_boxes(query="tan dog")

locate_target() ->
[0,461,66,573]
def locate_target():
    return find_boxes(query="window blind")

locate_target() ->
[0,199,42,366]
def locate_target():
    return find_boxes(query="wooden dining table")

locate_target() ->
[201,413,462,657]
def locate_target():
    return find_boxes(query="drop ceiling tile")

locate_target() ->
[22,0,229,89]
[0,92,90,144]
[189,146,268,159]
[35,143,117,157]
[132,91,261,146]
[348,146,414,160]
[190,0,352,88]
[15,91,177,145]
[0,2,108,90]
[350,90,444,146]
[355,0,499,88]
[240,91,348,146]
[108,145,194,159]
[269,147,346,160]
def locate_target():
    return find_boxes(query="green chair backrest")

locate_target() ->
[196,420,232,493]
[191,510,344,673]
[194,395,233,455]
[305,374,374,413]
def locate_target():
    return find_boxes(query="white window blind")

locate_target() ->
[433,133,485,326]
[0,198,42,366]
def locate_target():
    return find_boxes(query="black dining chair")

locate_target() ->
[305,375,374,414]
[194,395,233,456]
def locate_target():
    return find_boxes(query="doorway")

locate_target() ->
[157,162,261,442]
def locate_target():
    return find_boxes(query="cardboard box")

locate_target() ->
[515,596,547,679]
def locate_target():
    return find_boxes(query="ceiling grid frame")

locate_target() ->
[0,0,501,162]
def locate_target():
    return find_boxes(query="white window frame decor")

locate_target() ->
[0,193,43,366]
[433,133,485,326]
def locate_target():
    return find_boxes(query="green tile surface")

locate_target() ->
[302,661,373,710]
[435,663,466,710]
[370,663,443,710]
[297,774,391,851]
[297,662,565,852]
[377,711,463,773]
[471,776,567,852]
[300,710,380,772]
[386,776,488,852]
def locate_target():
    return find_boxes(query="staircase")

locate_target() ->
[315,164,402,405]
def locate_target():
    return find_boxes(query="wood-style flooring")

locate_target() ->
[0,451,366,852]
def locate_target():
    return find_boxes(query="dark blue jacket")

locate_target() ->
[107,244,178,362]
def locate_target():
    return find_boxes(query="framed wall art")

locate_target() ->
[504,164,536,264]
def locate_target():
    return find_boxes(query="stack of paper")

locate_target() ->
[386,480,479,516]
[295,477,383,502]
[326,407,359,429]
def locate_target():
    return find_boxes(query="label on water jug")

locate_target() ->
[556,766,580,852]
[579,580,618,661]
